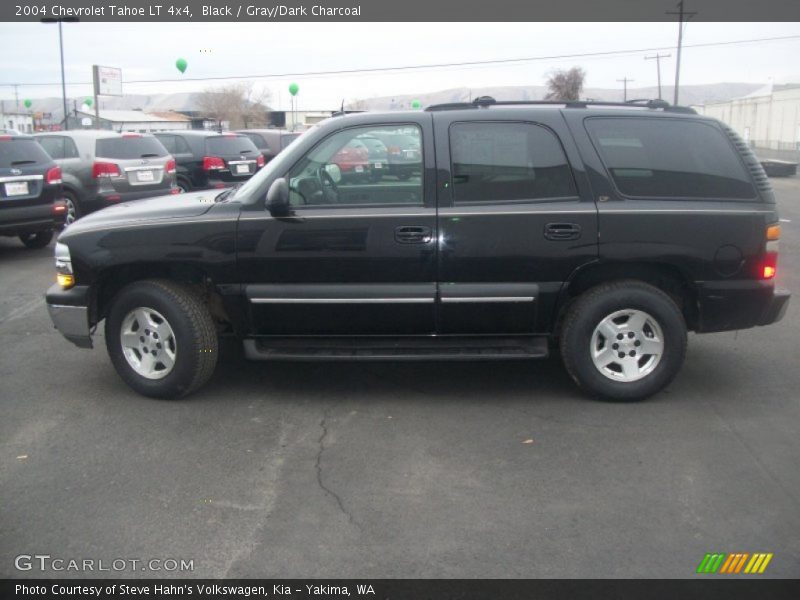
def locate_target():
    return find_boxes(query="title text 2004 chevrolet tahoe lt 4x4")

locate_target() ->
[45,98,790,401]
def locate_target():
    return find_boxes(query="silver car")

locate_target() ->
[35,130,177,225]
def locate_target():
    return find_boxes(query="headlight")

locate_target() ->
[55,242,74,288]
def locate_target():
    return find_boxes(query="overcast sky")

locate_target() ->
[1,21,798,109]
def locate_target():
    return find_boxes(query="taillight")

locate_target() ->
[203,156,225,171]
[165,158,176,174]
[0,135,11,141]
[256,155,265,168]
[46,166,62,185]
[763,223,780,279]
[388,145,401,155]
[92,161,121,178]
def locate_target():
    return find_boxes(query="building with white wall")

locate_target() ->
[0,112,34,134]
[694,84,800,156]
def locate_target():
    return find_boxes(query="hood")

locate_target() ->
[63,190,219,234]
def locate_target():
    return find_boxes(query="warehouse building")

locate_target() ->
[694,83,800,161]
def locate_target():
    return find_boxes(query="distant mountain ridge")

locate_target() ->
[2,83,764,122]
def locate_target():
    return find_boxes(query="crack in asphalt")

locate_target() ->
[315,407,359,528]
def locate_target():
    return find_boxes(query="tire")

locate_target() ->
[19,230,54,249]
[559,280,687,401]
[176,178,191,193]
[63,190,80,226]
[105,279,218,399]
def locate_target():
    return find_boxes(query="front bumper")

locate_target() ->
[45,284,93,348]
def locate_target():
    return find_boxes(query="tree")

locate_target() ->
[197,82,272,129]
[545,67,586,101]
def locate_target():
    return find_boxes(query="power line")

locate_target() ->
[1,33,798,88]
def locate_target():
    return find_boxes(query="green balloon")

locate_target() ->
[411,99,421,109]
[288,83,299,96]
[176,58,187,74]
[24,99,32,108]
[84,98,93,107]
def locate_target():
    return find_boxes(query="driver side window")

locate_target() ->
[287,125,423,207]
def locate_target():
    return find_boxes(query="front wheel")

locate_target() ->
[105,280,218,399]
[559,280,687,401]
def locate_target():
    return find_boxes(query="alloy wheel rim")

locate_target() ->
[590,309,664,383]
[120,307,177,380]
[65,197,76,225]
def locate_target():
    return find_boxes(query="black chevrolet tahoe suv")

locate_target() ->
[45,98,791,401]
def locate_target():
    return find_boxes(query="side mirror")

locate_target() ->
[266,178,290,215]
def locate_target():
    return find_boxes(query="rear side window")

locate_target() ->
[243,133,266,149]
[205,136,259,156]
[96,136,169,159]
[37,136,65,160]
[586,117,756,200]
[156,134,176,154]
[0,138,52,167]
[449,122,577,203]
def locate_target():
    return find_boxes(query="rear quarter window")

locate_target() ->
[1,138,53,168]
[95,136,169,159]
[585,117,756,200]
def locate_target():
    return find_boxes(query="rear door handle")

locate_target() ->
[395,226,432,244]
[544,222,581,241]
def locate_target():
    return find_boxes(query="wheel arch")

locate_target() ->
[554,261,699,333]
[93,263,231,329]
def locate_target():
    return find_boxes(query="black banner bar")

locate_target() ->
[3,579,800,600]
[4,0,800,22]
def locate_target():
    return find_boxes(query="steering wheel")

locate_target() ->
[317,166,339,203]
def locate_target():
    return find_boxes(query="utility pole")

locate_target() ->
[13,84,19,112]
[617,77,634,102]
[667,1,697,105]
[645,53,671,99]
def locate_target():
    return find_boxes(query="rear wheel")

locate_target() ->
[176,178,191,193]
[105,280,218,399]
[560,280,687,401]
[63,190,80,225]
[19,230,53,249]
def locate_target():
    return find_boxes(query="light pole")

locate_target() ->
[645,53,671,100]
[41,17,78,130]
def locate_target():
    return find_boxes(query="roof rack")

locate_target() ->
[425,96,697,114]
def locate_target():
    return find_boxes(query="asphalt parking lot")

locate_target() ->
[1,180,799,579]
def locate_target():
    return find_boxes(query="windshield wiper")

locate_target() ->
[215,183,243,203]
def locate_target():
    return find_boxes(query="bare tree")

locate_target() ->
[197,82,272,129]
[544,67,586,101]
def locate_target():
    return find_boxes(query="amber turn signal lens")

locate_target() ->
[767,224,781,241]
[57,273,75,288]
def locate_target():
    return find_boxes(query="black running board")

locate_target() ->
[243,336,549,361]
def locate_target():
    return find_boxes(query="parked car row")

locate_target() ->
[0,133,66,248]
[3,124,420,246]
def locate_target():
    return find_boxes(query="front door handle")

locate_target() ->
[395,226,432,244]
[544,222,581,241]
